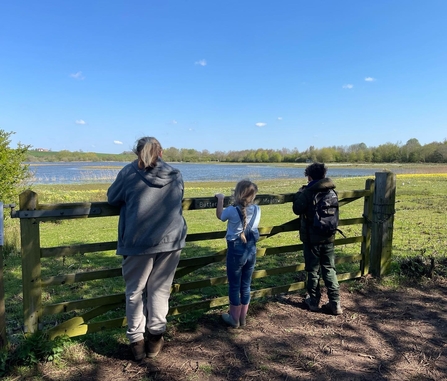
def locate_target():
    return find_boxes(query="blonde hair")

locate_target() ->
[133,137,162,169]
[233,180,258,243]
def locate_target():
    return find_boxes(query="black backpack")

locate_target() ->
[311,189,339,235]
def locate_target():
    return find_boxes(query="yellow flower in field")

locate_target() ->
[397,173,447,178]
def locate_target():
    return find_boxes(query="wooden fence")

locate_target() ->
[5,171,395,341]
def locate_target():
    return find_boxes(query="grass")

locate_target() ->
[2,172,447,377]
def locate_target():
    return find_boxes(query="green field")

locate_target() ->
[2,173,447,376]
[2,174,447,340]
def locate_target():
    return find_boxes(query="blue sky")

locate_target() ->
[1,1,446,154]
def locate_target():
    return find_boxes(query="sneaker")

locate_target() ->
[130,339,146,362]
[322,301,343,315]
[304,297,320,312]
[145,333,164,358]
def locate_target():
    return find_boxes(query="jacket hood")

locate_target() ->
[307,177,336,192]
[131,159,181,187]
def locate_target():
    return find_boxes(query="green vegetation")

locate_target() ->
[26,137,447,163]
[27,149,135,163]
[1,173,447,377]
[0,129,31,203]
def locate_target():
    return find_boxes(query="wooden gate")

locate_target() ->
[9,171,395,339]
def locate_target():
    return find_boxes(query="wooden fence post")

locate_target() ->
[370,171,396,277]
[360,179,374,276]
[19,191,42,333]
[0,202,6,347]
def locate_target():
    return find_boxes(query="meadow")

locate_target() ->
[1,173,447,378]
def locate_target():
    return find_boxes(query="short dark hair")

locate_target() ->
[304,162,327,180]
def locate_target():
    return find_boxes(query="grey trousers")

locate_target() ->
[122,250,181,343]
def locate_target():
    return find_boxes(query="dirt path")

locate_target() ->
[38,278,447,381]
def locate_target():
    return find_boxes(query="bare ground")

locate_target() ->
[35,277,447,381]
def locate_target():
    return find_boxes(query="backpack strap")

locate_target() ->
[236,205,258,233]
[336,228,346,238]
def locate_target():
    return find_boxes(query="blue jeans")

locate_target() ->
[226,237,257,305]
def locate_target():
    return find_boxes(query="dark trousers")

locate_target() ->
[303,242,340,303]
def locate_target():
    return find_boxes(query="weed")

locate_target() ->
[0,349,7,377]
[13,332,70,366]
[0,332,70,377]
[199,364,213,374]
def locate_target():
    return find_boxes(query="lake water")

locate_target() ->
[27,162,420,185]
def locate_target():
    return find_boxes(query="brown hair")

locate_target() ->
[133,137,162,169]
[233,179,258,243]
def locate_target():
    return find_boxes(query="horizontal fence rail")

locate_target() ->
[9,172,396,339]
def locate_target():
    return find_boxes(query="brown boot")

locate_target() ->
[322,301,343,315]
[145,333,164,358]
[130,339,146,362]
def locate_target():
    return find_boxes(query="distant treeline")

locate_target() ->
[27,138,447,163]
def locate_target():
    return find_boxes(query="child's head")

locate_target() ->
[304,162,327,181]
[133,137,162,169]
[234,179,258,207]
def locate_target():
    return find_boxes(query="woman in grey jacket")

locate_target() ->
[107,136,187,362]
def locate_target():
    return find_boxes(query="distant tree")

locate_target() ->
[201,149,212,161]
[316,147,336,163]
[254,149,269,162]
[346,143,370,163]
[401,138,422,163]
[180,148,200,162]
[244,151,256,162]
[83,152,100,161]
[163,147,181,162]
[423,142,447,163]
[281,148,299,162]
[373,142,401,162]
[213,150,227,162]
[269,152,282,163]
[0,129,31,203]
[56,150,73,161]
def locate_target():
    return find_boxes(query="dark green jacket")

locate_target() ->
[292,178,336,243]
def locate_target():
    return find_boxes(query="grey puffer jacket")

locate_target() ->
[292,178,336,243]
[107,158,187,256]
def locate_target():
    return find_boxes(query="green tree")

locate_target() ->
[0,130,31,203]
[401,138,422,163]
[316,147,336,163]
[269,152,282,163]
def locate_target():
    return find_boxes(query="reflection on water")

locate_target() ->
[27,162,430,185]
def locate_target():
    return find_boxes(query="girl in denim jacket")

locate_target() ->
[215,180,261,328]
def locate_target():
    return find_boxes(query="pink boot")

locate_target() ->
[222,304,241,328]
[239,304,249,327]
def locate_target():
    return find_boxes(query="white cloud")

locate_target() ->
[70,71,85,80]
[277,117,283,121]
[342,84,354,89]
[255,122,267,127]
[172,120,178,124]
[75,119,86,125]
[113,140,123,145]
[194,59,207,66]
[365,77,376,82]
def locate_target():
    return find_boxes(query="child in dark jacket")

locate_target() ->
[292,163,342,315]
